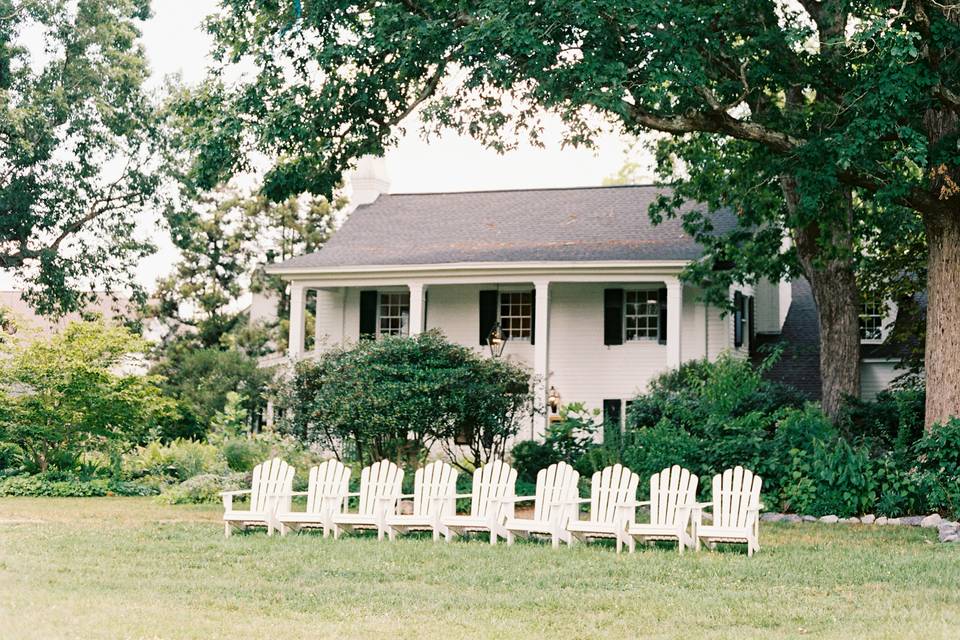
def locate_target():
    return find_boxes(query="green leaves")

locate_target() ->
[281,330,534,469]
[0,319,172,473]
[1,0,164,316]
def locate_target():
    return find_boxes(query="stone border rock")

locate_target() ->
[759,511,960,543]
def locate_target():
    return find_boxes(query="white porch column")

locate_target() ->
[288,282,306,358]
[666,278,683,369]
[314,288,345,353]
[408,282,425,335]
[533,280,551,439]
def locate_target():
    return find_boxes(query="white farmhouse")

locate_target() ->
[266,159,904,437]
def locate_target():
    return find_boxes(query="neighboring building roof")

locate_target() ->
[273,185,738,271]
[755,279,914,399]
[756,279,823,400]
[0,291,137,339]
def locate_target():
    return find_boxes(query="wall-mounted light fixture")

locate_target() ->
[487,322,507,358]
[547,385,561,413]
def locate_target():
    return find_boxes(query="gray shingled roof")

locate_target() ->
[274,185,737,270]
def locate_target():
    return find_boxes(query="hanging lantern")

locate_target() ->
[487,322,507,358]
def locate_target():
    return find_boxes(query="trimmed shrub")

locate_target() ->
[123,439,228,482]
[156,472,247,505]
[0,475,157,497]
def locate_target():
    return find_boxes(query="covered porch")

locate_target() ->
[286,264,688,438]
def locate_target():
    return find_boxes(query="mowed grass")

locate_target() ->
[1,498,958,639]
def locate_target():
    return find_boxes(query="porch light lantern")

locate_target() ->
[487,322,507,358]
[547,386,561,413]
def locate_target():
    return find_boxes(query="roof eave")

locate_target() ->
[264,259,692,282]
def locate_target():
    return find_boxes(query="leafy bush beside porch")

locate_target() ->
[513,355,960,519]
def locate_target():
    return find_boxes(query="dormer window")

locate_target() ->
[859,301,889,343]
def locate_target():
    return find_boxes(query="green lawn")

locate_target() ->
[0,498,958,639]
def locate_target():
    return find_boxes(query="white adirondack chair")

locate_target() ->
[385,460,459,541]
[502,461,580,548]
[623,465,699,554]
[694,466,764,556]
[221,458,294,537]
[440,459,517,545]
[331,460,404,540]
[275,459,352,537]
[564,464,640,553]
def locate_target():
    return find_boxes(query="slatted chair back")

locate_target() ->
[589,464,640,524]
[532,462,580,523]
[469,459,517,519]
[711,466,763,529]
[250,458,295,513]
[412,461,459,518]
[649,465,699,527]
[305,460,351,515]
[358,460,404,516]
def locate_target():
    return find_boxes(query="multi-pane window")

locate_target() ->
[624,290,659,341]
[378,292,410,337]
[499,291,532,340]
[859,301,885,341]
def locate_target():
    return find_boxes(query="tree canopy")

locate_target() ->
[182,0,959,426]
[1,0,165,316]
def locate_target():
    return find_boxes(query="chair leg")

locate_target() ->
[224,522,231,538]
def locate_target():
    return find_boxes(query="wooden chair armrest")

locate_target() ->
[616,500,650,508]
[549,497,591,506]
[453,493,474,499]
[491,495,533,503]
[219,489,252,497]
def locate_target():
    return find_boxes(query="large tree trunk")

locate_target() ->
[804,260,861,419]
[782,177,861,420]
[923,208,960,429]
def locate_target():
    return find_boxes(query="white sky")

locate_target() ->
[8,1,646,292]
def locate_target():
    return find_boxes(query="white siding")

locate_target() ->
[548,283,665,413]
[313,288,345,349]
[754,278,781,334]
[861,361,900,400]
[309,282,738,422]
[425,284,534,368]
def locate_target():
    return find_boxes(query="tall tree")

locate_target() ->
[150,185,338,350]
[0,0,164,316]
[183,0,959,426]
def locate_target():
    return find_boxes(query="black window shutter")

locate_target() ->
[530,289,536,345]
[602,399,623,446]
[657,286,668,345]
[479,290,498,345]
[733,291,743,349]
[747,295,755,350]
[359,290,378,339]
[603,288,624,346]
